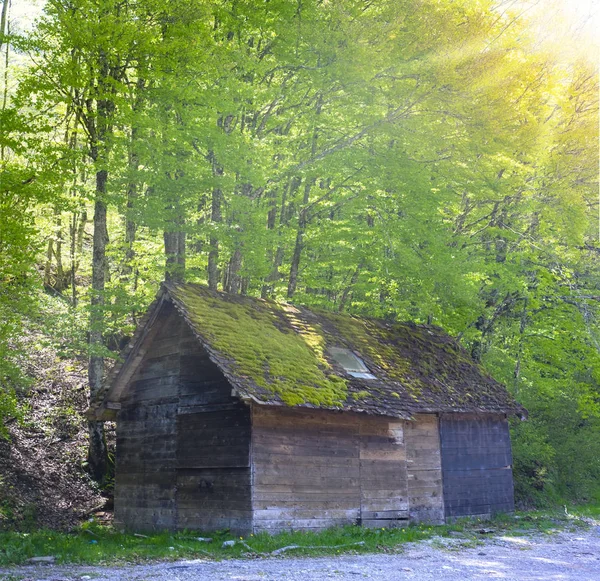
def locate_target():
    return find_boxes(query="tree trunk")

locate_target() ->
[287,179,313,299]
[513,295,529,397]
[86,47,115,483]
[338,264,362,312]
[122,77,145,284]
[88,191,109,483]
[43,238,54,288]
[0,0,8,52]
[43,211,70,292]
[261,181,293,299]
[0,0,10,134]
[262,177,300,298]
[287,226,303,299]
[207,186,221,291]
[67,209,87,307]
[69,212,77,306]
[164,220,186,283]
[53,214,66,290]
[122,129,139,279]
[225,247,242,294]
[287,94,321,299]
[207,149,223,291]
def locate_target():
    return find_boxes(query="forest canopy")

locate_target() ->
[0,0,598,504]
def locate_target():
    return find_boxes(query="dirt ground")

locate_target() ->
[0,338,106,531]
[2,527,600,581]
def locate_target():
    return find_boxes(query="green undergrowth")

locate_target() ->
[0,503,597,567]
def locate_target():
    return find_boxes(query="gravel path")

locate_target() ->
[2,528,600,581]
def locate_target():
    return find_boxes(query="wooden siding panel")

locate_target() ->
[359,417,409,527]
[175,326,252,533]
[115,306,253,534]
[440,413,515,519]
[175,403,252,532]
[251,406,361,533]
[114,304,182,532]
[175,467,252,534]
[404,414,445,524]
[251,407,411,532]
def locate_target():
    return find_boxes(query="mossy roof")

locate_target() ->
[92,283,526,420]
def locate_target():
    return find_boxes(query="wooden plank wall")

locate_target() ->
[115,304,253,533]
[251,406,361,533]
[114,303,182,531]
[175,323,252,533]
[359,416,408,527]
[440,413,514,519]
[251,406,412,532]
[404,414,445,524]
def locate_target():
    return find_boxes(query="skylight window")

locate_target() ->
[328,347,376,379]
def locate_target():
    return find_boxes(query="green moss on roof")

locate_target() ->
[317,311,479,404]
[170,284,347,407]
[163,283,524,417]
[318,312,419,392]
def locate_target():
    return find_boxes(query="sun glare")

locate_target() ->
[521,0,599,62]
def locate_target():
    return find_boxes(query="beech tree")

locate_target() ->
[5,0,598,499]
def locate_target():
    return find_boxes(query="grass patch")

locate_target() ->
[0,503,597,567]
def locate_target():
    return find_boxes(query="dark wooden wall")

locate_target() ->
[439,413,514,519]
[176,322,252,533]
[405,414,445,523]
[251,406,361,532]
[115,302,252,533]
[115,302,182,530]
[251,407,443,533]
[358,415,409,528]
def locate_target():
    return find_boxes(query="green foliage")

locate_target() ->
[1,0,598,503]
[0,110,46,437]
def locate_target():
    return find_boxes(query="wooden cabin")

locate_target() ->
[90,283,525,534]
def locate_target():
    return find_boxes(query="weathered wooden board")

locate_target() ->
[124,376,180,404]
[254,499,360,510]
[359,414,407,525]
[252,453,359,469]
[176,394,252,531]
[252,406,358,428]
[252,490,359,502]
[251,406,362,533]
[440,413,515,518]
[115,507,177,530]
[176,405,250,469]
[175,324,252,534]
[254,474,360,488]
[361,509,409,519]
[177,512,253,534]
[114,306,184,531]
[254,508,359,520]
[404,414,445,524]
[115,305,255,533]
[251,407,412,532]
[251,518,359,532]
